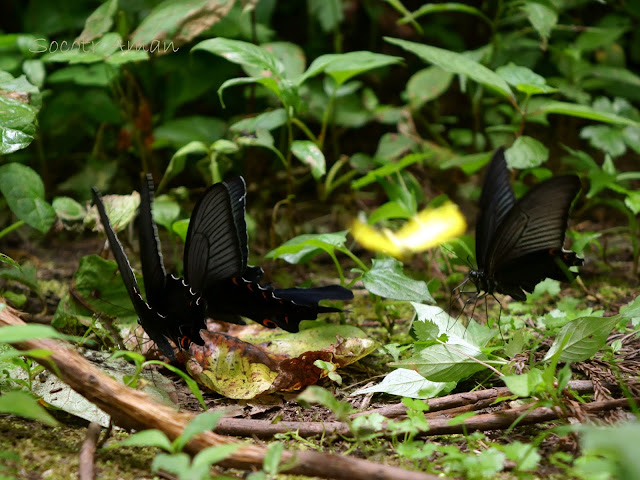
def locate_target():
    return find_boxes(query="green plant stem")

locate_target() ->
[0,220,25,240]
[338,247,369,272]
[291,117,318,144]
[318,92,337,149]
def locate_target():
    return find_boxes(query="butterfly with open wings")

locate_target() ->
[468,147,584,301]
[92,175,353,360]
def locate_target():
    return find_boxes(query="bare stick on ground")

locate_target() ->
[79,422,102,480]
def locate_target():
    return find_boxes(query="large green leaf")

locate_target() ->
[362,257,433,302]
[353,368,454,399]
[392,343,489,382]
[505,136,549,169]
[230,108,287,133]
[0,163,55,233]
[385,37,514,99]
[0,391,58,426]
[538,101,640,127]
[193,37,282,76]
[153,116,226,149]
[77,0,118,42]
[521,0,558,43]
[266,231,348,264]
[291,140,326,179]
[544,316,620,363]
[299,51,402,87]
[406,66,454,108]
[132,0,234,47]
[0,323,66,343]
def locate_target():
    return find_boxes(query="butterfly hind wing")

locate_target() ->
[184,177,248,292]
[138,174,167,308]
[205,280,353,332]
[475,147,516,268]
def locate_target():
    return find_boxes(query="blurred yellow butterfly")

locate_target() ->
[352,202,467,258]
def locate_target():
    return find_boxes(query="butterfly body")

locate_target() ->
[469,147,583,301]
[92,175,353,359]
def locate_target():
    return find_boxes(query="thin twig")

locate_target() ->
[213,394,635,440]
[351,379,606,418]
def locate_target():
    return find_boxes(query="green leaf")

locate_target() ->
[193,37,282,76]
[264,442,286,475]
[153,116,226,149]
[496,63,557,95]
[174,411,226,452]
[52,196,86,221]
[237,129,286,165]
[160,141,209,191]
[230,109,287,133]
[520,0,558,42]
[392,343,489,382]
[399,2,492,27]
[298,386,354,420]
[544,316,620,363]
[0,391,58,426]
[55,254,139,326]
[291,140,326,179]
[362,257,433,302]
[412,304,494,349]
[368,201,414,224]
[23,59,45,88]
[620,296,640,323]
[260,42,306,80]
[385,37,513,99]
[0,125,34,154]
[152,196,181,230]
[0,324,65,343]
[575,26,627,53]
[502,369,545,397]
[505,136,549,169]
[580,125,626,157]
[77,0,118,42]
[500,441,541,471]
[87,191,140,233]
[538,101,640,127]
[580,423,640,479]
[172,218,190,242]
[0,253,22,271]
[131,0,234,47]
[375,133,415,160]
[151,453,191,475]
[0,163,55,233]
[266,231,347,264]
[47,64,118,87]
[353,368,454,399]
[192,443,244,469]
[115,429,172,452]
[406,66,453,108]
[309,0,344,33]
[351,152,429,190]
[300,51,402,87]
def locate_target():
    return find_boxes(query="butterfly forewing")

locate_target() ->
[184,177,248,292]
[485,175,581,273]
[138,174,167,307]
[475,147,516,267]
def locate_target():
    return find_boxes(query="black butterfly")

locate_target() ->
[92,175,353,359]
[468,147,583,301]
